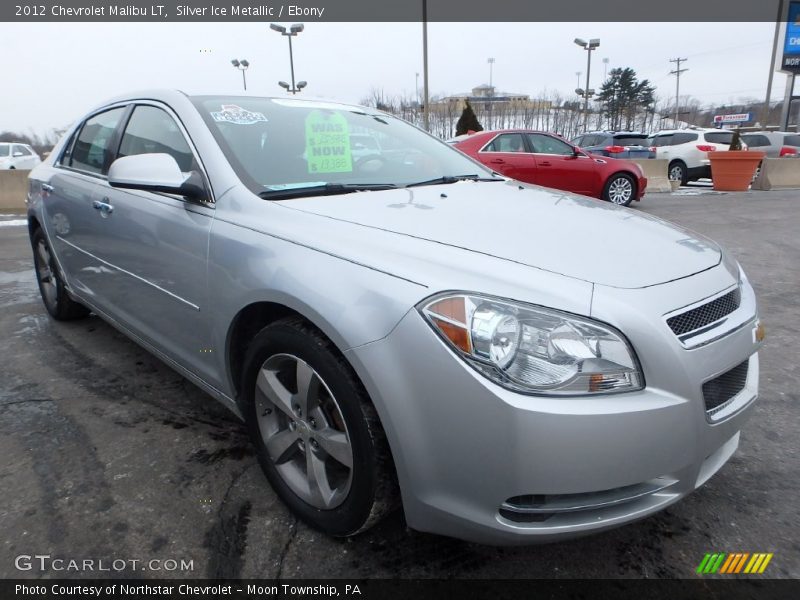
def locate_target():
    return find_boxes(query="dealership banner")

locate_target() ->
[0,0,791,22]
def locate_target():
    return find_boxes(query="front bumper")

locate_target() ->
[345,266,761,545]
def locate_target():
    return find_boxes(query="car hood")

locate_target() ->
[280,180,722,289]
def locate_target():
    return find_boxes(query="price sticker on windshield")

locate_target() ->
[305,111,353,174]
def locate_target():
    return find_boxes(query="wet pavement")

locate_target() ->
[1,191,798,579]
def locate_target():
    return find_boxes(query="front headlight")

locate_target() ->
[419,293,644,396]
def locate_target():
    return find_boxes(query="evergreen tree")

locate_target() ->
[597,68,656,131]
[455,100,483,136]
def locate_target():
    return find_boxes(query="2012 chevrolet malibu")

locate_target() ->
[26,91,763,544]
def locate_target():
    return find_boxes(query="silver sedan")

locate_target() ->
[26,91,763,544]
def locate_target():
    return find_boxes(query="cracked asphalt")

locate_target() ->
[1,189,798,579]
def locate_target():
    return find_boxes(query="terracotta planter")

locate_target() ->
[708,150,766,192]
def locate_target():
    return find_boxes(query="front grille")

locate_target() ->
[667,288,741,337]
[703,360,749,413]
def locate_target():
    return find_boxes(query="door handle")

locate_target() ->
[41,183,55,193]
[539,161,552,166]
[489,158,506,164]
[92,199,114,216]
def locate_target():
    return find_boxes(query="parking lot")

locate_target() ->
[1,189,798,579]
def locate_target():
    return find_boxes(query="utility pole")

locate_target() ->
[669,58,688,126]
[762,0,785,127]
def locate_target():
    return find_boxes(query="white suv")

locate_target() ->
[0,142,42,170]
[647,128,739,184]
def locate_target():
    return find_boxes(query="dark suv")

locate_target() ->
[571,131,655,160]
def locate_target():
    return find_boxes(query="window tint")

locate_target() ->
[613,135,649,146]
[118,105,195,172]
[0,143,10,156]
[484,133,526,152]
[13,144,33,156]
[704,132,734,145]
[784,135,800,147]
[672,132,699,145]
[528,133,574,155]
[741,135,770,147]
[652,135,673,147]
[70,108,126,174]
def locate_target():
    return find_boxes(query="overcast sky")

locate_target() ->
[1,21,790,135]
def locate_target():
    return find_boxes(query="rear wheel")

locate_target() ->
[241,318,397,536]
[668,160,688,186]
[31,228,90,320]
[603,173,636,207]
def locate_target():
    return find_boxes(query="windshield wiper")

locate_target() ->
[405,174,505,188]
[258,183,397,201]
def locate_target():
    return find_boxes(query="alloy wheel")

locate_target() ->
[608,176,633,205]
[254,353,354,509]
[35,239,57,308]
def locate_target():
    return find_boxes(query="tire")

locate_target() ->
[31,227,90,320]
[668,160,687,186]
[241,317,398,537]
[603,173,636,207]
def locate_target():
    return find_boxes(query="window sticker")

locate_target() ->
[210,104,268,125]
[305,110,353,174]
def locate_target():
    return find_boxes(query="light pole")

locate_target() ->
[574,37,600,132]
[415,72,420,106]
[603,57,610,80]
[487,57,495,128]
[270,23,306,94]
[231,59,249,91]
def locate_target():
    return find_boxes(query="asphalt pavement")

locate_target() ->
[1,189,798,579]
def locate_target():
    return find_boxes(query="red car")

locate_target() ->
[451,130,647,206]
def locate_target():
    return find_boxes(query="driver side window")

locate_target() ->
[527,134,574,155]
[117,105,196,172]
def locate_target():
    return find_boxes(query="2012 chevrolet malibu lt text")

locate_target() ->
[26,91,764,544]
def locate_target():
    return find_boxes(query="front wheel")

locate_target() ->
[241,318,398,537]
[603,173,636,207]
[668,161,688,186]
[31,228,90,320]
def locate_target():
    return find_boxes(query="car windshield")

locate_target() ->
[192,96,495,196]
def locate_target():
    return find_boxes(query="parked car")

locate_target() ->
[28,91,762,545]
[740,131,800,158]
[570,131,656,159]
[646,128,741,185]
[452,129,646,206]
[0,142,41,170]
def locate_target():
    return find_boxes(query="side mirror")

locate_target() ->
[108,153,207,200]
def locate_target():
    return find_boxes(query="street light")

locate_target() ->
[574,37,600,132]
[270,23,306,94]
[231,59,249,91]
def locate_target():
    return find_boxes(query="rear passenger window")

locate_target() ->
[652,135,673,147]
[117,105,195,172]
[69,108,126,174]
[704,132,734,145]
[784,135,800,147]
[742,135,770,147]
[672,133,699,144]
[483,133,526,153]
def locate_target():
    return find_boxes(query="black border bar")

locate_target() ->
[0,0,789,22]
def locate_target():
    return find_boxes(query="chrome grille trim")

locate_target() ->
[499,477,677,523]
[667,287,741,337]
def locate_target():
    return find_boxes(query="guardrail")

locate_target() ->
[0,169,30,211]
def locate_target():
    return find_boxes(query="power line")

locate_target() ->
[669,57,688,124]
